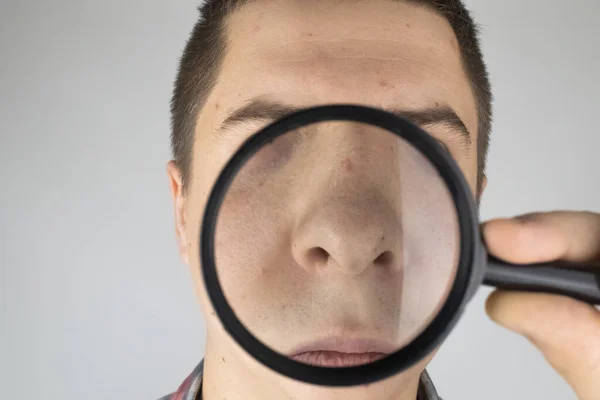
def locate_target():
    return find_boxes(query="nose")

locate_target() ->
[292,185,401,276]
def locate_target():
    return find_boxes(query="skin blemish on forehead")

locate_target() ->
[341,158,353,171]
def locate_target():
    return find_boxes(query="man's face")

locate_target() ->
[170,0,480,397]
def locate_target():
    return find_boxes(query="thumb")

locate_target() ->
[486,290,600,400]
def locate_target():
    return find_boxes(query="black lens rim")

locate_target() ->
[200,104,479,386]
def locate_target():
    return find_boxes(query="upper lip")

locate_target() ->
[289,336,396,356]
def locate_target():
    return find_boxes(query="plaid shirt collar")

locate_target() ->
[161,360,442,400]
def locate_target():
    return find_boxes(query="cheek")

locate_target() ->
[210,180,299,335]
[215,187,284,287]
[182,145,228,317]
[396,146,461,343]
[184,188,213,318]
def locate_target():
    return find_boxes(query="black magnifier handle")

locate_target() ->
[483,255,600,305]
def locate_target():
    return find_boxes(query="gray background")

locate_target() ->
[1,0,599,399]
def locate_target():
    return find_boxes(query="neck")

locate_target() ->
[202,335,421,400]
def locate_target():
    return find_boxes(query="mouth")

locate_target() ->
[289,337,393,367]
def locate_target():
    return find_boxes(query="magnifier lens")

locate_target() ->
[213,119,460,368]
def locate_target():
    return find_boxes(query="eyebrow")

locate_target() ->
[216,97,472,147]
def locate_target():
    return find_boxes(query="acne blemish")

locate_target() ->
[254,25,260,33]
[378,79,389,88]
[406,23,411,28]
[341,158,353,171]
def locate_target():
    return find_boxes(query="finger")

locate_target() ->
[486,290,600,400]
[482,211,600,265]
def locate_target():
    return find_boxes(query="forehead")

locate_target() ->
[200,0,478,141]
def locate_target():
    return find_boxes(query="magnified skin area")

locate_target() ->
[215,122,459,358]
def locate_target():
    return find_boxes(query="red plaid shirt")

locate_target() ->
[160,360,442,399]
[159,362,204,400]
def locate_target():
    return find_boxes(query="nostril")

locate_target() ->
[306,247,329,267]
[374,250,394,266]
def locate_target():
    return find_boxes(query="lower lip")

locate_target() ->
[291,351,387,367]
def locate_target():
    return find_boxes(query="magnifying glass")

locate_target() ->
[200,105,600,387]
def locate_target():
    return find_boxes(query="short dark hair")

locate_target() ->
[171,0,493,193]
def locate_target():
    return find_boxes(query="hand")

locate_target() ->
[483,211,600,400]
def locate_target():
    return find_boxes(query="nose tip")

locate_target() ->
[301,234,396,274]
[292,191,400,275]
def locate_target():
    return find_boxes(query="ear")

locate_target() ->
[167,161,190,265]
